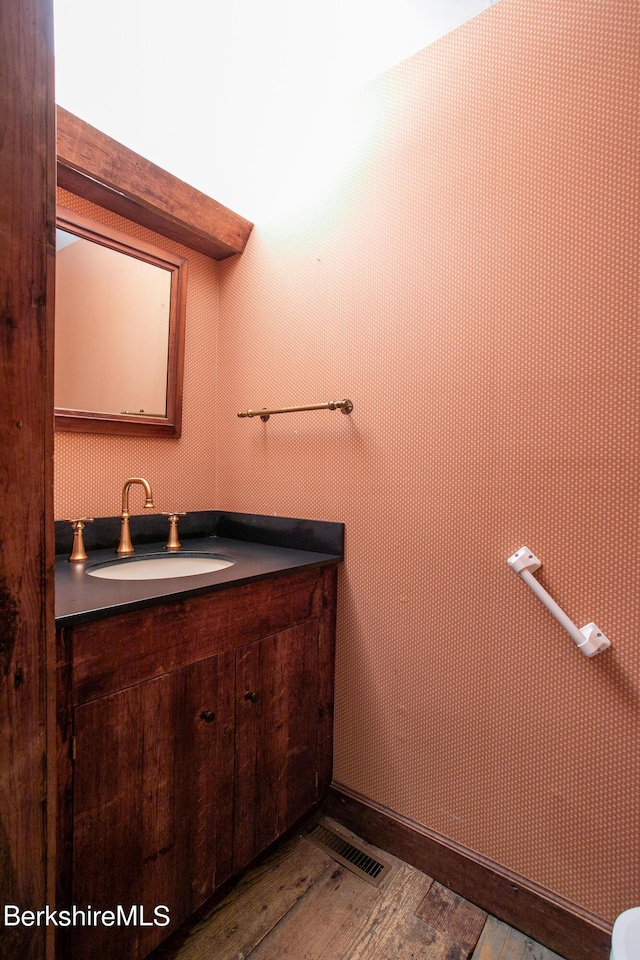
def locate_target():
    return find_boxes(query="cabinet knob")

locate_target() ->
[244,691,259,704]
[200,710,216,723]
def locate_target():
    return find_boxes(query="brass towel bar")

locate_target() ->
[238,399,353,422]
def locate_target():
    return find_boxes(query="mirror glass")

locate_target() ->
[54,206,187,437]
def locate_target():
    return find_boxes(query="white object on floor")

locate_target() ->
[611,907,640,960]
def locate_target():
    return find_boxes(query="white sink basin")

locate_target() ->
[86,553,235,581]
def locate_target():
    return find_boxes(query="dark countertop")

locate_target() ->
[55,512,344,627]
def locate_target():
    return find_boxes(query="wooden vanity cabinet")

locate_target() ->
[71,656,230,960]
[56,565,337,960]
[234,620,322,872]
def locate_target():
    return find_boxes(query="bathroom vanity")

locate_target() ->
[54,512,342,959]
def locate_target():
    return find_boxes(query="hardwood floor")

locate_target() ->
[168,818,567,960]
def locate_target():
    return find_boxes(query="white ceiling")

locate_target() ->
[54,0,499,222]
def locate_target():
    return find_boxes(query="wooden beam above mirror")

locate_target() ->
[56,106,253,260]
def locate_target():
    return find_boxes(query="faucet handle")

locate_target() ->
[162,512,186,552]
[63,518,94,563]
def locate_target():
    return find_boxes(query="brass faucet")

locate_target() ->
[116,478,155,555]
[163,512,186,551]
[64,517,94,562]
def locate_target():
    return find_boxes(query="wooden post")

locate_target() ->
[0,0,56,957]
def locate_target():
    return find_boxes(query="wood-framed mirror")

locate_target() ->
[54,206,187,438]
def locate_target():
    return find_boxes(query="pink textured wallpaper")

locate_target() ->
[216,0,639,921]
[54,0,639,923]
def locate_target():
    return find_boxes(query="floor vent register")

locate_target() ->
[305,822,391,887]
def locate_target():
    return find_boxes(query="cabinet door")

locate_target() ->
[234,621,319,872]
[71,656,230,960]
